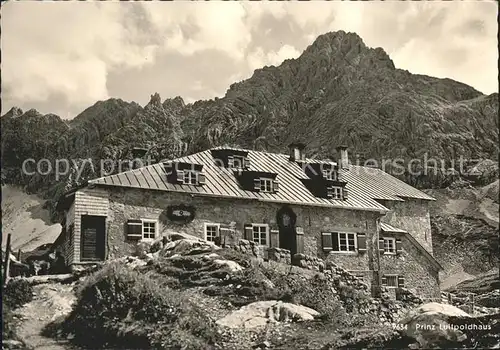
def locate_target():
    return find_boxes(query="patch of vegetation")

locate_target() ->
[2,279,34,349]
[3,279,34,309]
[203,264,284,306]
[2,303,16,339]
[60,262,222,349]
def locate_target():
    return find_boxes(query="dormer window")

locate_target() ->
[183,170,198,185]
[322,169,337,181]
[327,186,343,200]
[229,155,247,169]
[260,178,273,192]
[175,168,206,186]
[252,176,279,193]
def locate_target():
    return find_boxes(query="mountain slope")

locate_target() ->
[1,185,61,252]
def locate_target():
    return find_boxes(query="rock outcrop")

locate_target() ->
[216,300,320,329]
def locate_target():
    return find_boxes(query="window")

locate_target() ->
[322,169,337,181]
[183,170,198,185]
[260,178,273,193]
[205,223,220,242]
[331,186,342,199]
[382,275,398,288]
[142,220,157,240]
[332,232,357,252]
[383,237,396,255]
[252,224,269,246]
[232,156,245,169]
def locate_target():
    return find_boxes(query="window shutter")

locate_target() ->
[396,239,402,254]
[321,232,333,251]
[378,238,385,254]
[243,156,250,169]
[381,275,388,286]
[228,156,234,168]
[198,172,206,186]
[127,219,142,239]
[176,170,185,183]
[332,232,339,251]
[326,186,333,199]
[296,233,304,254]
[343,188,349,201]
[357,233,367,253]
[253,178,261,191]
[244,224,253,241]
[272,180,279,193]
[397,276,405,288]
[270,229,279,248]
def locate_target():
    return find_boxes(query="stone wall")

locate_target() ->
[379,233,440,298]
[104,187,380,267]
[380,198,433,254]
[267,247,291,265]
[70,185,439,299]
[230,239,264,260]
[292,253,325,271]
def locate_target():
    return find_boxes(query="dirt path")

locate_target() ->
[14,283,77,350]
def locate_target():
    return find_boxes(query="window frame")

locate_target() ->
[332,231,357,253]
[141,219,158,240]
[183,170,198,185]
[383,274,399,288]
[231,155,245,169]
[383,237,396,255]
[259,178,274,193]
[204,222,220,243]
[251,223,269,246]
[322,169,337,181]
[331,186,343,199]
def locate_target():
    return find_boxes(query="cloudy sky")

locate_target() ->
[2,1,497,119]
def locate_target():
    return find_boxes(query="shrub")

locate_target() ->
[64,263,221,349]
[4,279,34,309]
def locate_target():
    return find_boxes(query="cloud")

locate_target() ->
[140,2,251,60]
[354,1,498,94]
[2,1,497,118]
[2,2,159,111]
[247,45,301,71]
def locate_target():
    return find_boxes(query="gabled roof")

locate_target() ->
[89,147,434,213]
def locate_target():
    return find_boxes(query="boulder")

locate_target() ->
[399,302,471,348]
[213,259,244,272]
[270,301,319,322]
[159,238,219,257]
[216,300,319,329]
[216,300,275,329]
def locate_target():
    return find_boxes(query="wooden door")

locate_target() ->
[277,206,298,256]
[81,215,106,261]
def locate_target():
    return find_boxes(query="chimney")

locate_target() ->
[336,145,349,169]
[288,142,306,162]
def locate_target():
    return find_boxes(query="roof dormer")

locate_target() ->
[235,170,279,194]
[164,161,206,186]
[211,148,251,170]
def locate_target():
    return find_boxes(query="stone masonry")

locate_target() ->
[62,185,441,299]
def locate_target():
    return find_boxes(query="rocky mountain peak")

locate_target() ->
[2,107,24,118]
[146,92,163,110]
[24,108,43,118]
[304,30,395,70]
